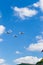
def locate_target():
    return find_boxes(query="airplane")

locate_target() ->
[19,32,24,35]
[5,30,12,34]
[13,35,18,38]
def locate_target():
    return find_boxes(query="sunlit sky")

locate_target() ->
[0,0,43,65]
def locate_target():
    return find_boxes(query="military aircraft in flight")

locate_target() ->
[19,32,24,35]
[13,35,18,38]
[5,30,12,34]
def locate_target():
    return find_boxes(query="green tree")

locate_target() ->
[36,58,43,65]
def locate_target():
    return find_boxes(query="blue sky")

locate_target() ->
[0,0,43,65]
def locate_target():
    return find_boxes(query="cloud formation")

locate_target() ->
[12,0,43,20]
[26,35,43,51]
[0,58,9,65]
[40,0,43,12]
[16,51,21,54]
[13,7,38,19]
[0,25,5,35]
[14,56,41,64]
[33,0,43,12]
[0,58,5,64]
[0,38,3,42]
[33,2,39,7]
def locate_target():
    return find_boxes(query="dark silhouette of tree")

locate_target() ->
[36,58,43,65]
[18,63,35,65]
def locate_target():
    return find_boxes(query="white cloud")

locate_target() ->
[27,42,43,51]
[26,35,43,51]
[2,63,9,65]
[16,51,21,54]
[0,58,9,65]
[0,59,5,64]
[33,2,39,7]
[12,0,43,20]
[36,35,42,40]
[0,25,5,35]
[13,7,38,19]
[40,0,43,12]
[14,56,41,64]
[33,0,43,12]
[0,38,3,42]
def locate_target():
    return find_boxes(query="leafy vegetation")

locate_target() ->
[18,63,35,65]
[36,58,43,65]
